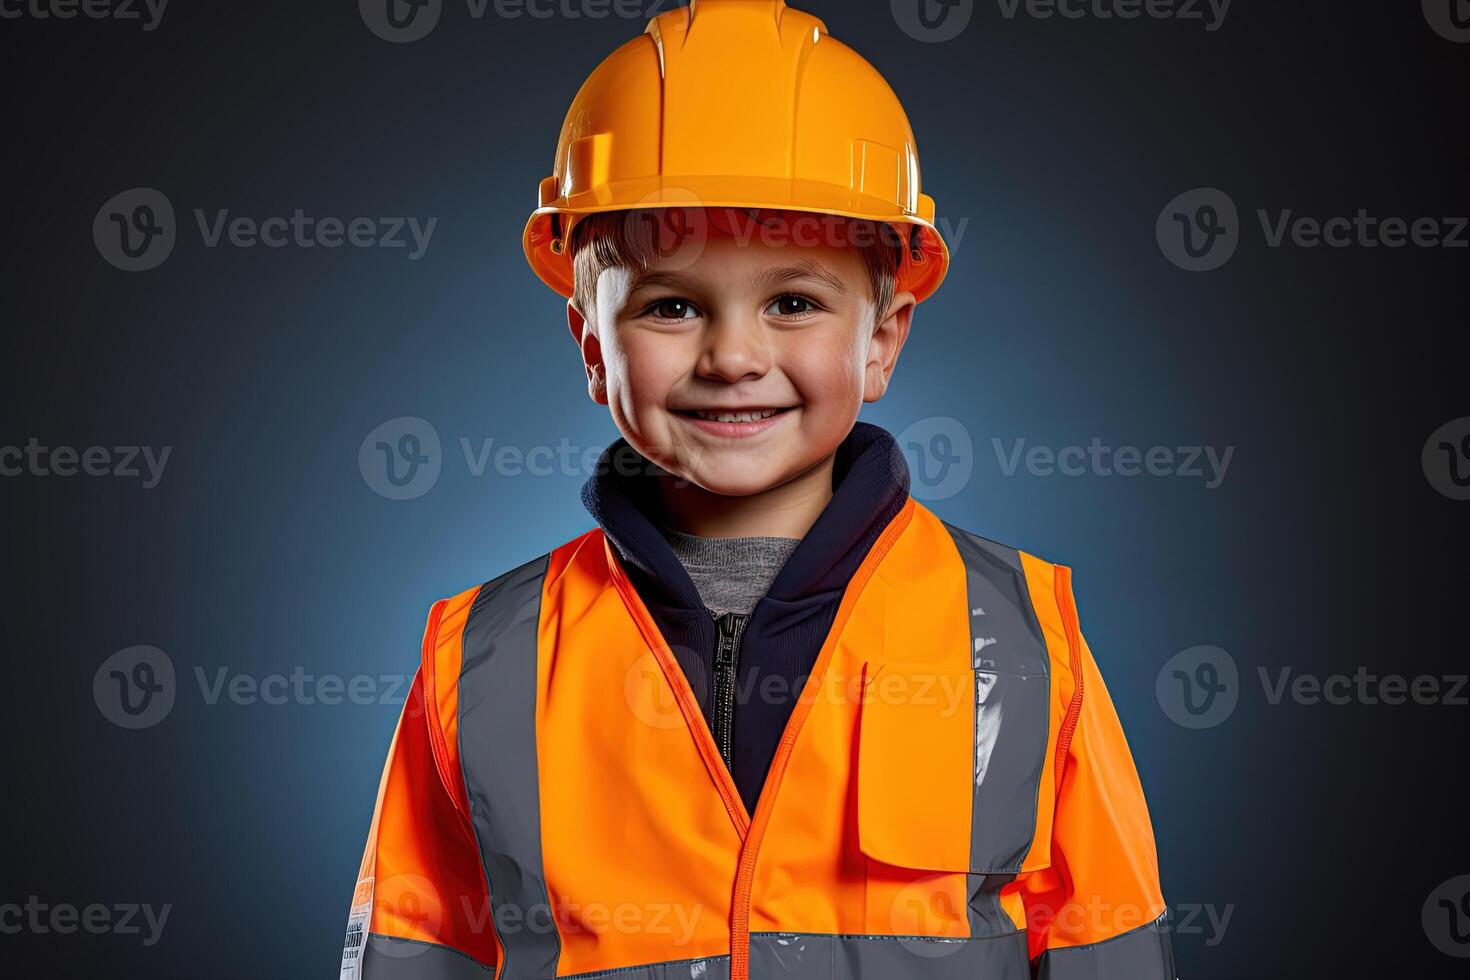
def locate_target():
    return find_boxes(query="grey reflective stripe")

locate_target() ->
[362,934,493,978]
[500,931,1032,979]
[749,930,1031,979]
[560,953,730,979]
[940,522,1051,942]
[457,554,559,980]
[967,870,1018,940]
[1034,912,1177,980]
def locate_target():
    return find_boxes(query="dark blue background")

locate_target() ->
[1,1,1463,976]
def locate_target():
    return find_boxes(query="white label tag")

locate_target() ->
[340,877,374,980]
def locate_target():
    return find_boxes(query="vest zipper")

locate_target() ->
[712,610,749,770]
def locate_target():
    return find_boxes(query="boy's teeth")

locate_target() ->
[693,408,781,423]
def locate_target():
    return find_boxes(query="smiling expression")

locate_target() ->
[568,218,914,497]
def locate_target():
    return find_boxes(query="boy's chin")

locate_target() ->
[653,457,804,498]
[663,467,783,498]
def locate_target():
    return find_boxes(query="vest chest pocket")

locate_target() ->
[857,660,1052,877]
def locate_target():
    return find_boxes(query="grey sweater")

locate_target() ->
[656,523,802,617]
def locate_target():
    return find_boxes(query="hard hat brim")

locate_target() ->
[523,175,950,305]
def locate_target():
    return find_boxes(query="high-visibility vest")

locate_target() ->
[341,497,1175,979]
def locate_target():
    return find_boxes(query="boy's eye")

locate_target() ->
[645,298,698,321]
[767,294,819,318]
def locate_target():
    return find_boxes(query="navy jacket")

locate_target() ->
[580,421,911,814]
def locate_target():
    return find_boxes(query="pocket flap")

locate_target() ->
[857,662,976,872]
[857,660,1052,875]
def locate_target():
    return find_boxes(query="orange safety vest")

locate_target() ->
[341,497,1175,979]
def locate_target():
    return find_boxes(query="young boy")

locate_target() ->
[341,3,1174,979]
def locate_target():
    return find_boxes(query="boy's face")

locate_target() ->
[567,216,914,497]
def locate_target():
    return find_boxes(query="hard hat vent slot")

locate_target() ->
[854,140,902,204]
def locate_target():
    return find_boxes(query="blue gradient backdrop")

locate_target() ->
[1,2,1463,977]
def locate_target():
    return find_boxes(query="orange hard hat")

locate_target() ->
[522,0,950,304]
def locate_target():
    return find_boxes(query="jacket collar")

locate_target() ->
[581,420,911,615]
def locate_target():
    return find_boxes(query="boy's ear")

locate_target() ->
[566,299,609,406]
[863,290,916,405]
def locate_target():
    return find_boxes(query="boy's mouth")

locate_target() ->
[673,405,798,424]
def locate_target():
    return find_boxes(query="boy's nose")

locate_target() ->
[695,317,772,383]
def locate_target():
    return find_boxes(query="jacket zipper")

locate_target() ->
[711,610,749,770]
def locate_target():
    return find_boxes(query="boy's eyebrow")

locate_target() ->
[627,261,849,297]
[753,261,849,295]
[626,269,703,295]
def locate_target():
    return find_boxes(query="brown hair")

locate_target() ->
[568,208,904,334]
